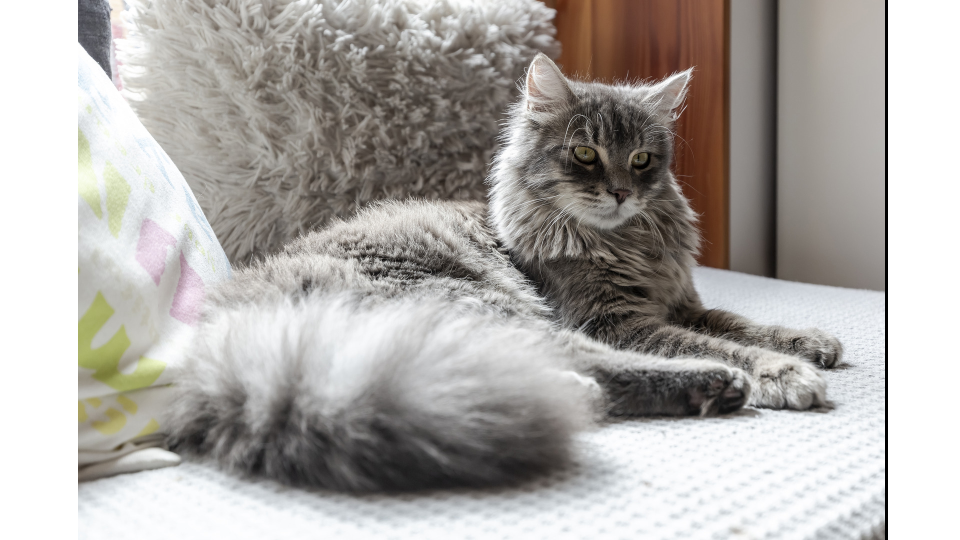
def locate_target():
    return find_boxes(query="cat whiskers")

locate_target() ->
[532,207,564,254]
[563,128,591,172]
[514,195,560,215]
[643,126,691,157]
[561,114,591,171]
[532,207,565,274]
[637,107,657,136]
[640,200,685,253]
[539,203,576,247]
[533,201,578,263]
[562,114,589,150]
[636,209,667,272]
[557,204,584,253]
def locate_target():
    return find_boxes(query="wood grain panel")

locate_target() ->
[549,0,730,268]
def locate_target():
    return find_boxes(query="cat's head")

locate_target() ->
[489,53,693,258]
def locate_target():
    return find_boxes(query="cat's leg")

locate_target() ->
[680,308,843,368]
[593,319,829,410]
[555,330,751,417]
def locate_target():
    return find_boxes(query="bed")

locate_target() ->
[79,267,886,540]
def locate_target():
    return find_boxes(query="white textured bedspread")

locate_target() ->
[78,268,886,540]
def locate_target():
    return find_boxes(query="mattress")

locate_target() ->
[78,267,886,540]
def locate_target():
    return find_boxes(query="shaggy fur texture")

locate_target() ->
[167,293,593,491]
[489,55,842,409]
[118,0,559,262]
[165,55,842,493]
[168,200,751,492]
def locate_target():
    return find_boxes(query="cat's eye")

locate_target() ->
[632,152,651,169]
[573,146,597,164]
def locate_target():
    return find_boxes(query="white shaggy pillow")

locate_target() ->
[118,0,559,262]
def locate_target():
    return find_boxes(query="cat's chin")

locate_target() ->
[575,208,636,231]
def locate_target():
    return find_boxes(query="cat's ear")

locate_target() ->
[646,68,693,117]
[524,53,574,113]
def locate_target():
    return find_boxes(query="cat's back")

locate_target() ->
[288,199,497,272]
[211,199,547,318]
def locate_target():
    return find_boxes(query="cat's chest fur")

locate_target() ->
[513,220,698,329]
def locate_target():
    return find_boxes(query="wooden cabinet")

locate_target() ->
[545,0,730,269]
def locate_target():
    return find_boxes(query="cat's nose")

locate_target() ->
[608,189,632,204]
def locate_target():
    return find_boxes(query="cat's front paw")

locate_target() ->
[749,353,828,410]
[784,329,844,368]
[686,364,751,416]
[592,359,750,417]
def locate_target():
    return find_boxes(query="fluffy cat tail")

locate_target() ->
[164,294,591,492]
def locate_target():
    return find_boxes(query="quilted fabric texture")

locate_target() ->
[117,0,560,262]
[78,44,232,475]
[78,268,886,540]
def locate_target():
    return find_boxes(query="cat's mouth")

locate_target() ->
[551,188,639,230]
[576,199,638,230]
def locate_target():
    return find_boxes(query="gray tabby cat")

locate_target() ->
[165,54,842,492]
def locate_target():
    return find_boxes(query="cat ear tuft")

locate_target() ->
[647,68,693,117]
[524,53,573,113]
